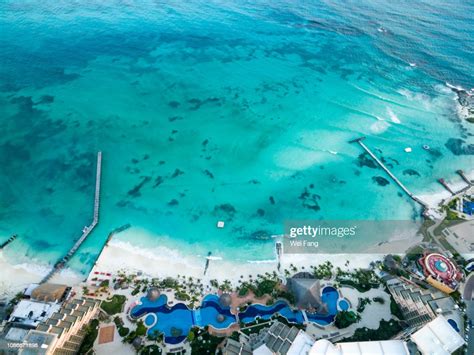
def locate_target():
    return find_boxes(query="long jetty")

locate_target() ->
[40,152,102,284]
[350,137,428,209]
[437,178,455,195]
[457,170,473,186]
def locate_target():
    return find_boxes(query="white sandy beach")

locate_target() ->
[0,251,83,299]
[0,222,425,299]
[416,171,473,209]
[89,226,423,285]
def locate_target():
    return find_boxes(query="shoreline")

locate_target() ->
[0,251,83,299]
[1,170,471,299]
[87,226,423,285]
[0,225,422,298]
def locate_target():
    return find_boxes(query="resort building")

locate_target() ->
[410,315,465,355]
[18,297,100,355]
[22,284,70,303]
[8,300,61,329]
[308,339,410,355]
[251,321,314,355]
[223,338,252,355]
[418,253,462,294]
[30,284,70,303]
[225,321,411,355]
[288,273,327,314]
[386,277,460,328]
[225,321,315,355]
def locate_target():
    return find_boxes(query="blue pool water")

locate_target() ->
[130,287,346,344]
[144,314,156,327]
[448,319,460,333]
[338,300,349,311]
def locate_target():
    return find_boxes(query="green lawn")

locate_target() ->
[101,295,127,315]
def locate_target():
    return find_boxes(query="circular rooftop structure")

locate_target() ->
[420,253,460,285]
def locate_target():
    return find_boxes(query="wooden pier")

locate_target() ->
[41,152,102,284]
[457,170,473,186]
[437,178,455,195]
[0,235,17,250]
[350,137,428,209]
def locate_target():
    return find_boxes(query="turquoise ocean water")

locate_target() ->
[0,0,473,275]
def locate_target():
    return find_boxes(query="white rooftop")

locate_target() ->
[23,283,39,297]
[253,344,273,355]
[309,339,409,355]
[5,327,29,342]
[288,332,315,355]
[411,315,465,355]
[8,300,60,327]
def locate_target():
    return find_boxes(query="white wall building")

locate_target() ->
[309,339,409,355]
[410,315,465,355]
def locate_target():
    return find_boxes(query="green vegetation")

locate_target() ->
[238,283,251,296]
[101,294,126,315]
[334,311,360,329]
[136,320,147,337]
[372,297,385,304]
[389,296,404,320]
[240,321,272,336]
[161,277,178,288]
[175,290,191,301]
[406,245,424,261]
[118,326,130,337]
[114,316,131,338]
[342,319,402,342]
[189,327,223,354]
[78,319,99,354]
[273,315,305,330]
[447,199,458,209]
[445,208,461,221]
[336,268,379,293]
[147,330,163,342]
[450,290,462,303]
[356,298,372,313]
[312,261,333,279]
[99,279,110,288]
[255,279,277,297]
[275,290,295,305]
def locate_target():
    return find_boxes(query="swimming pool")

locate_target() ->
[130,286,349,344]
[448,319,460,332]
[338,300,350,311]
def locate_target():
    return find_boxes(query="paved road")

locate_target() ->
[464,274,474,301]
[463,274,474,354]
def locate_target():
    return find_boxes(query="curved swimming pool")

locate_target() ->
[130,287,349,344]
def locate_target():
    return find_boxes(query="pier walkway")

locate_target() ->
[40,152,102,284]
[350,137,428,210]
[457,170,473,186]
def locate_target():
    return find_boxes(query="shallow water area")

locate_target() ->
[0,0,473,279]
